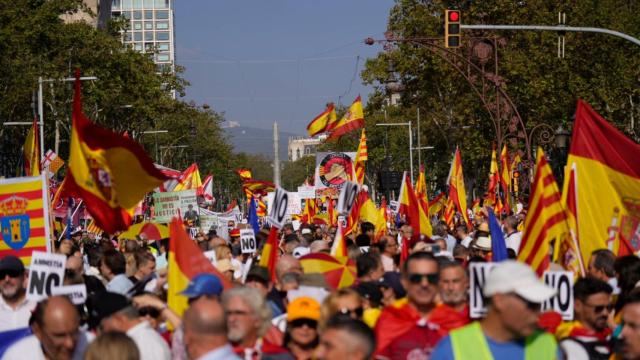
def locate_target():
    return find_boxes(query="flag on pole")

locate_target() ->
[301,198,317,224]
[42,150,65,176]
[443,196,455,228]
[428,192,446,217]
[415,164,430,215]
[256,197,267,217]
[448,148,471,228]
[235,168,253,181]
[488,208,508,262]
[398,171,433,238]
[484,144,500,213]
[518,147,570,276]
[259,227,279,281]
[0,175,51,266]
[556,163,585,276]
[168,217,232,316]
[327,96,365,140]
[242,180,276,197]
[201,174,214,202]
[23,117,40,177]
[354,129,368,185]
[499,145,512,214]
[330,224,348,258]
[563,99,640,260]
[65,70,168,234]
[307,103,337,137]
[173,163,202,192]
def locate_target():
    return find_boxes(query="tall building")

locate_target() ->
[110,0,175,75]
[60,0,112,29]
[288,136,325,161]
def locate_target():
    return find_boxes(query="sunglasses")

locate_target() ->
[338,307,364,318]
[289,318,318,329]
[64,269,78,278]
[407,273,439,285]
[587,303,614,314]
[0,270,22,279]
[138,307,161,318]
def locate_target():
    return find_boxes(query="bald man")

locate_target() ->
[269,255,304,313]
[183,297,240,360]
[3,296,93,360]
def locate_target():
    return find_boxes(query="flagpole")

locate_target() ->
[38,77,45,164]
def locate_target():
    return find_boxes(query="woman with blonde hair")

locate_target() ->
[319,288,363,331]
[84,331,139,360]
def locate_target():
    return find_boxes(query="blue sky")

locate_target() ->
[174,1,394,134]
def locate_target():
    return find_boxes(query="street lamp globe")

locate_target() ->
[554,125,571,150]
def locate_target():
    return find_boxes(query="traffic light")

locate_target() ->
[445,10,461,48]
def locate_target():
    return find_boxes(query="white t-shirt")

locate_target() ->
[2,331,93,360]
[0,296,36,332]
[127,320,171,360]
[505,232,523,254]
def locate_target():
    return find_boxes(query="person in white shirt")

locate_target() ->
[0,255,36,332]
[99,250,134,295]
[183,297,241,360]
[503,216,523,254]
[91,291,170,360]
[376,236,398,272]
[3,296,93,360]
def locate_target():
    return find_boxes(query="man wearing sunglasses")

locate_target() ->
[432,260,560,360]
[374,251,443,359]
[0,255,36,332]
[556,277,613,359]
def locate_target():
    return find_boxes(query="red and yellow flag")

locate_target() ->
[499,145,512,214]
[330,223,348,258]
[259,226,280,281]
[236,168,253,181]
[23,117,40,177]
[359,197,386,243]
[354,129,368,184]
[168,217,232,316]
[301,198,318,224]
[398,172,433,238]
[563,99,640,261]
[307,103,337,137]
[66,71,167,234]
[415,164,430,215]
[443,196,455,228]
[242,179,276,197]
[327,96,365,140]
[484,145,500,212]
[518,148,569,276]
[448,148,471,228]
[555,163,585,276]
[0,175,51,266]
[173,163,202,192]
[428,192,446,217]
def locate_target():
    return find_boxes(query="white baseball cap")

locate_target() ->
[483,260,556,303]
[301,228,312,235]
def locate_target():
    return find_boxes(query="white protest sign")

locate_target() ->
[152,189,198,223]
[542,271,574,320]
[469,262,498,318]
[287,192,302,215]
[268,187,289,228]
[240,229,257,254]
[337,215,347,229]
[297,186,316,199]
[389,200,399,214]
[52,284,87,305]
[199,213,219,233]
[27,251,66,302]
[203,250,217,265]
[337,181,359,215]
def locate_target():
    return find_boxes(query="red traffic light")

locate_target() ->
[448,11,459,22]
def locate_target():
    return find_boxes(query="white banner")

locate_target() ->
[153,189,198,223]
[240,229,257,254]
[27,252,66,302]
[52,284,87,305]
[542,271,574,320]
[469,262,498,318]
[297,186,316,199]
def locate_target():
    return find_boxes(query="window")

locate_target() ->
[155,0,169,8]
[155,21,168,30]
[113,0,121,9]
[144,10,153,19]
[144,32,153,41]
[122,0,132,9]
[123,33,132,41]
[145,43,154,51]
[134,43,143,51]
[134,32,142,41]
[156,32,169,40]
[121,11,131,19]
[133,0,143,8]
[157,43,170,51]
[133,22,142,30]
[296,149,301,160]
[155,10,169,19]
[157,54,170,62]
[144,0,154,7]
[133,10,142,19]
[144,22,153,30]
[304,147,311,155]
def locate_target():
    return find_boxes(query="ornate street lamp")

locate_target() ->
[554,125,571,150]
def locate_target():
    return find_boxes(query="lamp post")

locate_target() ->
[552,125,571,185]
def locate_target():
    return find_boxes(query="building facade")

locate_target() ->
[111,0,175,74]
[288,136,325,161]
[60,0,112,29]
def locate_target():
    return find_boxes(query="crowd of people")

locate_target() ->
[1,213,640,360]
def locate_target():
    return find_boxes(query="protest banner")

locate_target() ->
[26,251,66,302]
[152,189,198,223]
[287,192,302,215]
[297,186,316,199]
[268,187,289,228]
[240,229,257,254]
[0,175,51,266]
[52,284,87,305]
[542,271,574,320]
[337,181,359,215]
[469,262,497,318]
[314,152,356,190]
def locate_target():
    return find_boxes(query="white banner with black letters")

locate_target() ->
[469,262,497,318]
[541,271,574,320]
[27,251,66,302]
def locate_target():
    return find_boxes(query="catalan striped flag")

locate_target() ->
[85,219,103,235]
[0,175,51,266]
[415,164,429,214]
[398,171,433,238]
[517,147,570,276]
[242,180,276,197]
[499,145,512,214]
[330,223,348,258]
[258,226,279,281]
[327,96,365,141]
[23,117,40,177]
[354,129,368,184]
[443,196,455,228]
[448,148,471,228]
[168,217,232,316]
[66,70,168,234]
[307,103,337,137]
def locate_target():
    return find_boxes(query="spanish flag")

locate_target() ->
[448,148,471,228]
[330,223,347,258]
[259,226,279,281]
[173,163,202,192]
[307,103,337,137]
[23,117,40,176]
[499,144,512,214]
[168,218,232,316]
[359,197,386,243]
[398,171,433,238]
[415,164,429,214]
[327,96,365,141]
[518,148,569,276]
[242,179,276,197]
[484,144,500,212]
[66,71,167,234]
[354,129,368,184]
[236,168,253,181]
[562,99,640,262]
[556,163,585,277]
